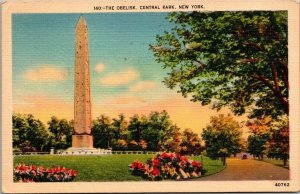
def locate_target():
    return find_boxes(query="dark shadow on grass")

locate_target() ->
[255,159,289,170]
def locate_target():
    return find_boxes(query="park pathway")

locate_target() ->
[194,158,289,181]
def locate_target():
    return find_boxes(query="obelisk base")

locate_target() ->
[72,135,93,148]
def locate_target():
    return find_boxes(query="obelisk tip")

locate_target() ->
[77,15,87,27]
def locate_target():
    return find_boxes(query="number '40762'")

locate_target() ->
[275,183,289,187]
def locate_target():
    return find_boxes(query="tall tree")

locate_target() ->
[47,116,73,149]
[112,114,129,143]
[160,124,182,153]
[150,11,288,119]
[141,110,173,151]
[92,115,114,148]
[265,117,289,166]
[128,114,149,150]
[246,117,271,159]
[128,114,147,142]
[13,113,29,150]
[180,128,201,155]
[202,114,242,165]
[13,113,50,152]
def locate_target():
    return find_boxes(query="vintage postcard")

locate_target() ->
[1,0,300,193]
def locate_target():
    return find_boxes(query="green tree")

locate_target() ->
[92,115,114,148]
[246,117,271,159]
[13,113,50,152]
[160,124,182,153]
[202,114,242,165]
[141,110,173,151]
[265,117,289,166]
[128,114,150,151]
[150,11,288,119]
[112,114,129,144]
[247,135,266,159]
[13,113,29,149]
[47,116,73,150]
[128,114,147,142]
[180,128,201,155]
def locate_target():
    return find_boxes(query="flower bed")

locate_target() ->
[129,152,204,180]
[14,163,77,182]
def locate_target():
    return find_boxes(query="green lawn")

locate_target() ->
[14,154,223,181]
[189,155,225,176]
[262,158,289,169]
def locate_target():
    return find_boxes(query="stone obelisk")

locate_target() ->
[72,16,93,148]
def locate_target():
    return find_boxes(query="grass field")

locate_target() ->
[262,158,289,169]
[14,154,224,181]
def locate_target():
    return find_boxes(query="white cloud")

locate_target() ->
[99,68,139,86]
[23,66,67,82]
[129,81,157,92]
[95,63,105,73]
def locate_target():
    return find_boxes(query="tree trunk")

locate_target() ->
[283,158,287,166]
[221,156,226,166]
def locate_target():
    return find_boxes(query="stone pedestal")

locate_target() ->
[62,147,112,155]
[72,135,93,148]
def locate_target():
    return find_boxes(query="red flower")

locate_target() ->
[150,167,160,176]
[180,156,188,163]
[130,160,144,170]
[14,164,76,182]
[152,158,160,167]
[175,153,181,160]
[69,169,77,177]
[17,164,26,171]
[161,152,170,159]
[160,152,177,160]
[191,160,202,169]
[31,165,37,171]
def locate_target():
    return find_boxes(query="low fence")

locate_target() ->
[13,150,159,156]
[13,152,49,156]
[112,151,158,155]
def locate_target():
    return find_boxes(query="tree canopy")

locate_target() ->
[92,114,114,148]
[13,113,50,152]
[47,116,73,149]
[91,110,202,153]
[246,116,289,165]
[150,11,288,119]
[246,117,271,158]
[265,117,289,166]
[180,128,201,155]
[202,114,242,165]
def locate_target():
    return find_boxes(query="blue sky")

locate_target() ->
[13,13,172,101]
[12,13,248,133]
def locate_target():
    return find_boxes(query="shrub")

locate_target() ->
[129,152,204,181]
[14,164,77,182]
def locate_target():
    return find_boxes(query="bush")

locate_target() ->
[129,152,204,181]
[14,164,77,182]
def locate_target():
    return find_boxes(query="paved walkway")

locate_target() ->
[194,158,289,181]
